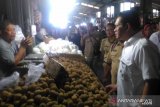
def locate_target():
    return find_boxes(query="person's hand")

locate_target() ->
[25,36,33,46]
[20,39,28,48]
[20,36,33,48]
[105,84,117,94]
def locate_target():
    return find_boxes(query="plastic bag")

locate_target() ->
[43,54,49,65]
[15,25,25,47]
[0,72,20,90]
[25,63,45,85]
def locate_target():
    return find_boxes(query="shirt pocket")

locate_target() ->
[111,47,122,61]
[110,50,118,62]
[119,57,134,80]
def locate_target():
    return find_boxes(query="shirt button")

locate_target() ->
[121,74,124,78]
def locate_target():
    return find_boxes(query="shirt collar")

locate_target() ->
[124,31,143,46]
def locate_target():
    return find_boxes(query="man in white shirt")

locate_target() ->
[149,22,160,53]
[106,9,160,107]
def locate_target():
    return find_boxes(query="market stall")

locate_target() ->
[0,39,109,107]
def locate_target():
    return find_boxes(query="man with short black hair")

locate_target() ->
[106,9,160,107]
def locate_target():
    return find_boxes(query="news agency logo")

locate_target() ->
[139,99,152,106]
[109,96,153,107]
[117,98,152,106]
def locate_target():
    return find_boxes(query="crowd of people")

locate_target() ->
[68,7,160,106]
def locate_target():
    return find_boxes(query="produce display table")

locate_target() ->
[0,54,109,107]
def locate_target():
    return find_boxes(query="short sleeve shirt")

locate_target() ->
[106,41,123,84]
[100,37,115,62]
[0,38,18,78]
[149,31,160,53]
[117,32,160,106]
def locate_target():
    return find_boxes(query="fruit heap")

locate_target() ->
[0,57,109,107]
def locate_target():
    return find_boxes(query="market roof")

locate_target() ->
[71,0,160,24]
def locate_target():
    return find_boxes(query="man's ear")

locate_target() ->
[125,23,131,31]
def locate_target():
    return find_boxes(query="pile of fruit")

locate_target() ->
[0,57,109,107]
